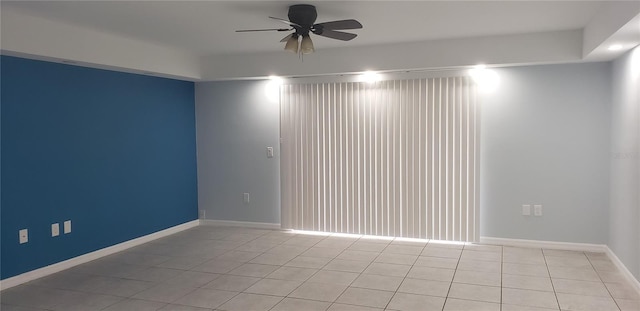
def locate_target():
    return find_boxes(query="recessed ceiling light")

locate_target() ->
[608,44,623,51]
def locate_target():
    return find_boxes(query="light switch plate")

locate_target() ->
[52,223,60,237]
[266,147,274,158]
[243,192,250,203]
[64,220,72,234]
[522,204,531,216]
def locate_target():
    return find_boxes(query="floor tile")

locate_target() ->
[323,259,370,273]
[502,274,554,292]
[443,298,500,311]
[285,256,332,269]
[133,283,197,303]
[173,288,237,309]
[374,253,418,265]
[0,305,49,311]
[502,288,559,309]
[464,244,503,253]
[362,262,411,277]
[397,278,451,297]
[155,256,210,270]
[266,266,318,281]
[543,249,585,258]
[448,283,500,303]
[547,266,600,282]
[453,270,501,287]
[350,274,403,291]
[503,262,550,277]
[215,250,262,263]
[606,282,640,300]
[249,253,296,266]
[327,303,383,311]
[271,297,331,311]
[49,291,123,311]
[164,271,220,288]
[348,242,388,252]
[307,270,360,285]
[102,298,167,311]
[158,304,212,311]
[501,304,559,311]
[335,287,393,308]
[460,250,501,262]
[456,259,502,273]
[289,282,348,302]
[336,250,380,262]
[82,276,156,297]
[192,260,243,274]
[384,245,425,255]
[503,253,547,265]
[552,278,610,297]
[227,263,279,277]
[244,278,302,296]
[421,247,462,259]
[302,247,346,259]
[387,292,446,311]
[217,293,282,311]
[202,275,260,292]
[556,292,619,311]
[406,266,455,282]
[413,256,459,269]
[545,255,591,268]
[615,298,640,311]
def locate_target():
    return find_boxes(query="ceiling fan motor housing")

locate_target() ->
[288,4,317,34]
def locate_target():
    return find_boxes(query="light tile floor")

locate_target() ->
[2,226,639,311]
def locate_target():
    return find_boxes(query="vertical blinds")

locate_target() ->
[280,77,479,242]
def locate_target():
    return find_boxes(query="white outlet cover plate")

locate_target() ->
[534,205,543,216]
[522,205,531,216]
[51,223,60,237]
[64,220,71,234]
[19,229,28,244]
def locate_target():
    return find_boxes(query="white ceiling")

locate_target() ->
[3,1,605,56]
[2,1,639,80]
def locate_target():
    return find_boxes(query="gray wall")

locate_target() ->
[480,62,612,244]
[195,62,613,246]
[195,80,281,224]
[609,46,640,279]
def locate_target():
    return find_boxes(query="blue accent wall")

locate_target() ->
[1,56,198,280]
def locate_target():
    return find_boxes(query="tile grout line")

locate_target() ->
[380,237,426,311]
[542,249,562,311]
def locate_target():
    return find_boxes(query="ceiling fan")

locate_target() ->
[236,4,363,55]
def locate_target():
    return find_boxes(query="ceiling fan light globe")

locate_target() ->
[300,35,315,54]
[284,35,299,53]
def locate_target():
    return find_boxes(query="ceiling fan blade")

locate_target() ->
[313,29,357,41]
[314,19,362,30]
[269,16,301,27]
[236,28,291,32]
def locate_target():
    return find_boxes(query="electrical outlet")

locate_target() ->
[19,229,28,244]
[64,220,72,234]
[199,209,206,219]
[522,204,531,216]
[51,223,60,237]
[534,205,543,216]
[243,192,250,203]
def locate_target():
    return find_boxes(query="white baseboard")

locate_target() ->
[605,246,640,294]
[480,236,639,295]
[201,219,281,230]
[0,220,200,291]
[480,236,608,253]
